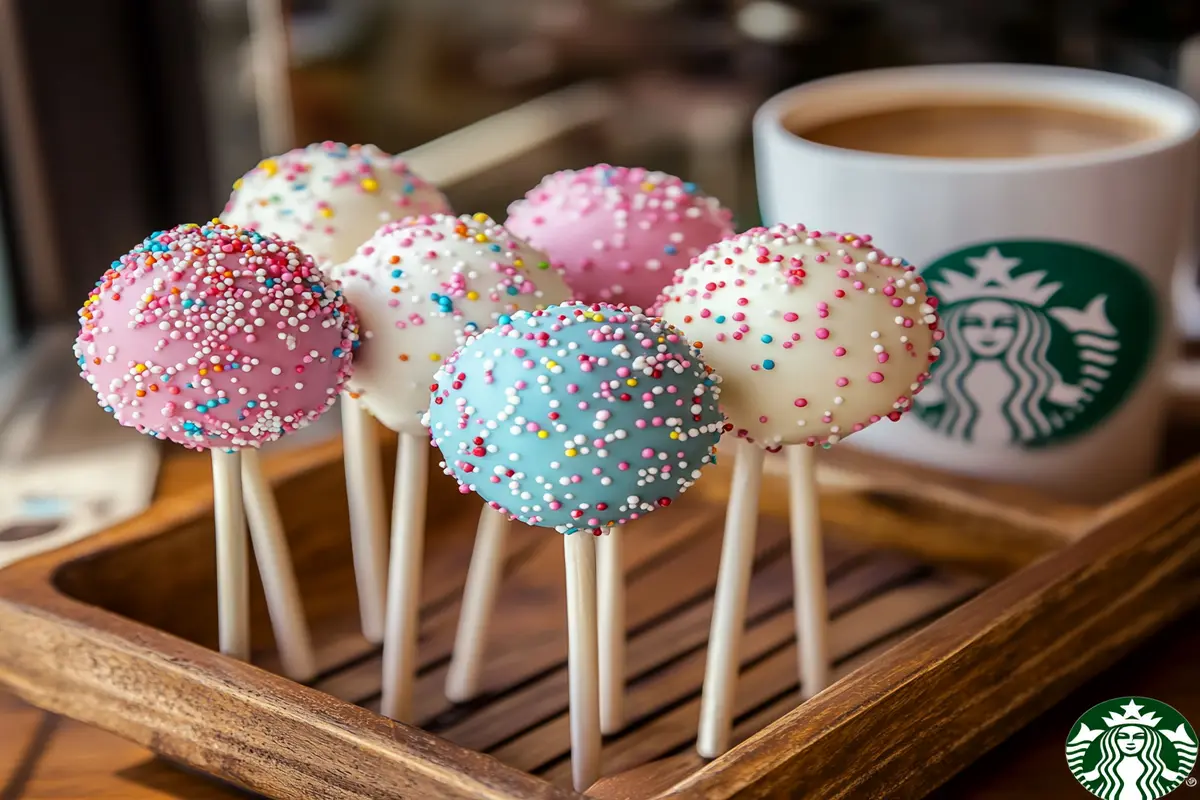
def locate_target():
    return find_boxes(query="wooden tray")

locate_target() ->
[0,426,1198,800]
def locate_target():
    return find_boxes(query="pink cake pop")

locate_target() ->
[75,221,357,665]
[505,165,734,311]
[76,222,357,448]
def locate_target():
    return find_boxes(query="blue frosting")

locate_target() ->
[425,303,724,534]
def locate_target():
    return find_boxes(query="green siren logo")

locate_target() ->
[1067,697,1197,799]
[915,241,1157,447]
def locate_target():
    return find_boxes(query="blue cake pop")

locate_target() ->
[425,302,724,533]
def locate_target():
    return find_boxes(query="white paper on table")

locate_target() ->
[0,329,160,570]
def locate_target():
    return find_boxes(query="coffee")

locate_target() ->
[788,101,1161,159]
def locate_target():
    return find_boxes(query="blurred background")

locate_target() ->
[3,0,1200,549]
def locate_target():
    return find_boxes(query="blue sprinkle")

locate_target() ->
[761,334,773,344]
[333,348,343,358]
[682,182,697,193]
[664,245,678,256]
[506,286,518,296]
[247,401,257,409]
[762,359,776,370]
[498,314,512,325]
[391,269,402,278]
[715,315,726,324]
[218,397,230,405]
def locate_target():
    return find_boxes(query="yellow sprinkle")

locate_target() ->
[670,431,679,439]
[537,430,549,439]
[466,290,479,301]
[626,378,637,387]
[429,353,441,362]
[565,448,577,457]
[472,212,490,222]
[474,233,488,243]
[361,178,379,192]
[134,364,147,373]
[198,368,207,376]
[546,360,558,369]
[513,258,524,268]
[319,207,334,218]
[258,159,278,177]
[232,178,243,191]
[640,181,655,192]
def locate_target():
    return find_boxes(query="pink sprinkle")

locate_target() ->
[794,398,807,408]
[836,377,849,387]
[833,347,846,357]
[868,372,885,383]
[815,328,829,340]
[642,448,655,458]
[784,312,798,322]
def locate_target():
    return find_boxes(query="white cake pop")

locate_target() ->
[222,141,451,265]
[332,213,573,435]
[659,224,942,447]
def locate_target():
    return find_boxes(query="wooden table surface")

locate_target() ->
[0,449,1196,799]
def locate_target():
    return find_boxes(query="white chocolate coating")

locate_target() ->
[221,142,451,266]
[331,213,573,435]
[658,224,942,447]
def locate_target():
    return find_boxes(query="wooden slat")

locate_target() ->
[540,572,985,788]
[661,456,1200,799]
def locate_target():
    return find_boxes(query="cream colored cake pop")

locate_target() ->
[222,141,451,265]
[659,223,941,446]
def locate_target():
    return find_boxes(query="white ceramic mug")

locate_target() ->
[754,64,1200,502]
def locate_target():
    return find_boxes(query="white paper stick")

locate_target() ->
[445,508,509,703]
[564,532,601,792]
[596,529,625,734]
[247,0,295,155]
[211,449,250,661]
[340,397,389,643]
[380,432,427,722]
[697,439,765,759]
[240,448,317,682]
[787,445,830,699]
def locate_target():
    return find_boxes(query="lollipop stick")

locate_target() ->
[240,448,318,682]
[564,532,601,792]
[787,445,830,699]
[697,439,764,759]
[597,529,625,734]
[380,432,427,722]
[445,508,509,703]
[211,449,251,661]
[341,396,389,643]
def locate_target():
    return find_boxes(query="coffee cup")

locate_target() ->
[754,64,1200,501]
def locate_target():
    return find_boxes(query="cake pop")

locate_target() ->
[223,141,452,646]
[659,223,941,756]
[505,165,734,311]
[331,212,571,722]
[74,221,357,669]
[506,164,733,730]
[425,301,723,790]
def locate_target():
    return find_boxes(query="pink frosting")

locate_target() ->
[74,222,358,450]
[505,165,733,312]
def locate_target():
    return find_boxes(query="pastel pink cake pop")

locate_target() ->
[505,165,734,311]
[75,221,358,449]
[659,224,942,447]
[223,142,452,266]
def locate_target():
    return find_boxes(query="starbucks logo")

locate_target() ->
[915,241,1157,447]
[1067,698,1197,799]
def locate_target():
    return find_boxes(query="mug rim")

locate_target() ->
[756,63,1200,173]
